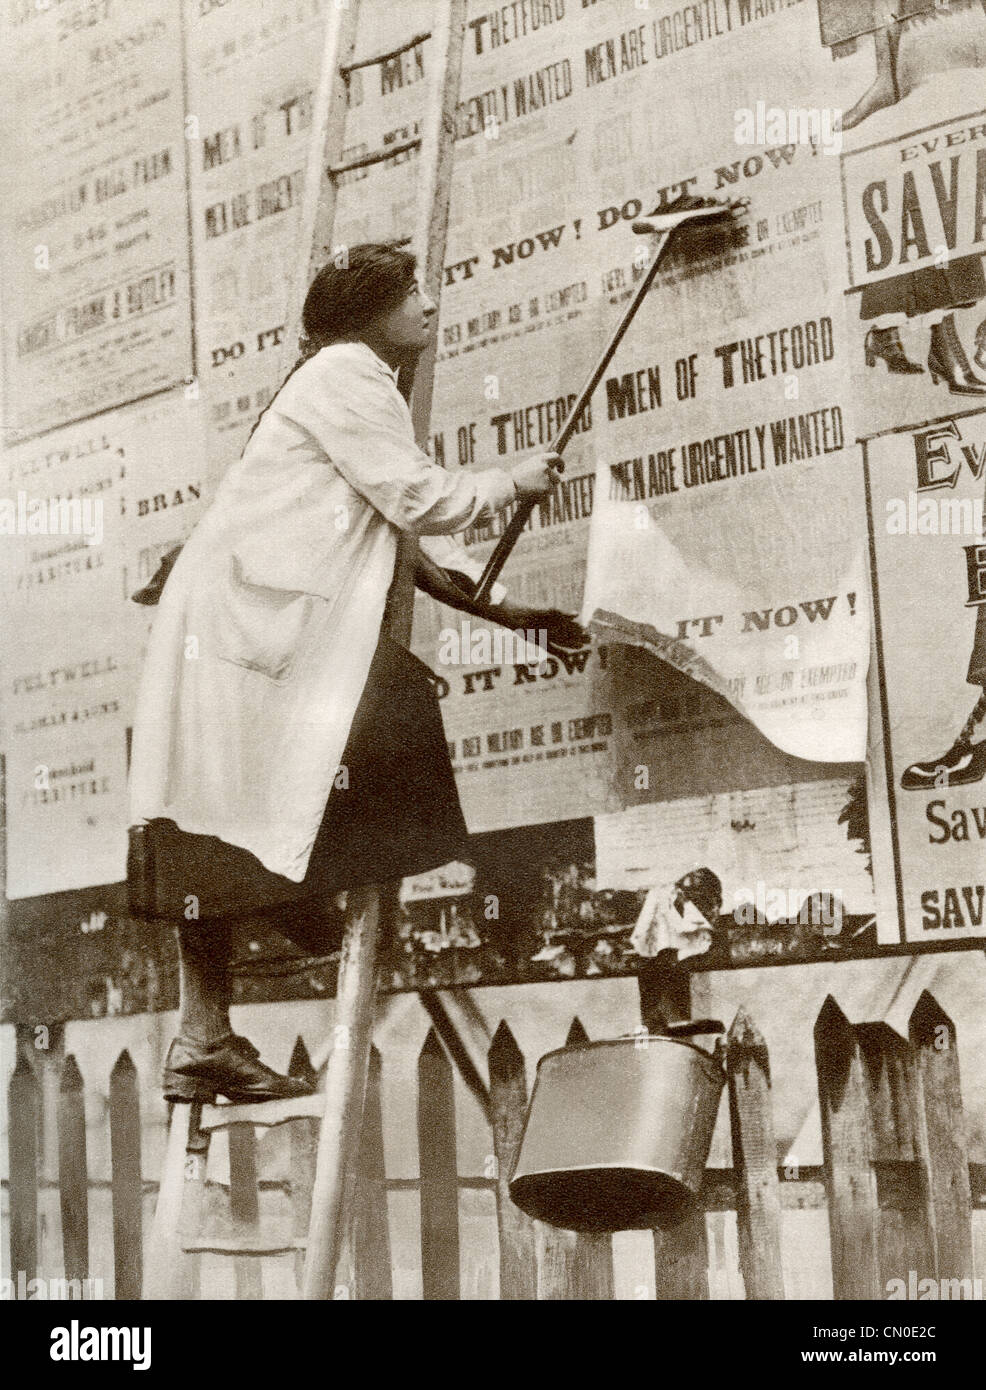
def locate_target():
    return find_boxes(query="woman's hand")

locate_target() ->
[491,602,589,652]
[511,451,563,499]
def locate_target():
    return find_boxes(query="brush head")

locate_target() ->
[631,193,748,235]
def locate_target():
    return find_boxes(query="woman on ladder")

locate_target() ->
[127,243,566,1103]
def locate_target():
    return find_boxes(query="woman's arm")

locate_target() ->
[276,345,517,535]
[414,549,588,656]
[418,532,506,605]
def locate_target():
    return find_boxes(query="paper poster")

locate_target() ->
[831,5,986,942]
[0,391,208,897]
[3,615,130,900]
[594,778,875,917]
[0,0,193,439]
[864,412,986,944]
[4,0,982,953]
[187,0,434,479]
[413,0,872,835]
[0,404,131,895]
[840,102,986,440]
[329,0,434,250]
[573,3,872,767]
[184,0,332,481]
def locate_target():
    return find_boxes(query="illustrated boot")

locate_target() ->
[900,691,986,790]
[928,315,986,395]
[975,318,986,373]
[162,1032,316,1103]
[864,325,923,374]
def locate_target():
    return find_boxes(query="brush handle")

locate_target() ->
[474,228,672,604]
[474,200,741,604]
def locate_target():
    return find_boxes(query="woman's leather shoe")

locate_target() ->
[163,1033,316,1103]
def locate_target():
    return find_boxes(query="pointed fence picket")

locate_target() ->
[57,1055,89,1288]
[908,992,975,1284]
[109,1049,142,1299]
[353,1045,393,1300]
[726,1009,784,1300]
[417,1027,460,1300]
[488,1019,537,1300]
[8,1050,40,1286]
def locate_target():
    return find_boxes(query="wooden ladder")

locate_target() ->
[144,0,467,1301]
[144,1041,391,1300]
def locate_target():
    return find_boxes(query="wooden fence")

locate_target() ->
[4,990,984,1298]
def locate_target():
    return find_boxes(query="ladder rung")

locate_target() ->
[329,138,421,178]
[340,31,431,76]
[182,1232,306,1257]
[198,1093,325,1131]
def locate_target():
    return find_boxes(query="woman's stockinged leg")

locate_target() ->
[176,918,233,1045]
[164,915,313,1103]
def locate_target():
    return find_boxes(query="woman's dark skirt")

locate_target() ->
[859,257,986,321]
[127,634,467,938]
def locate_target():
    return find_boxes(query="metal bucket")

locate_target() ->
[508,1028,725,1232]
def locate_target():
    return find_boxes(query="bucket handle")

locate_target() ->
[663,1018,725,1039]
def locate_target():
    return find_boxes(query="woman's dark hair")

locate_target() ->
[247,241,417,442]
[300,241,417,352]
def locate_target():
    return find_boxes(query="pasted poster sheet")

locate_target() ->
[831,2,986,943]
[185,0,330,482]
[329,0,434,250]
[413,0,655,829]
[865,413,986,945]
[418,0,870,832]
[576,0,870,767]
[0,392,207,898]
[594,778,875,914]
[0,0,193,439]
[836,10,986,442]
[188,0,433,481]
